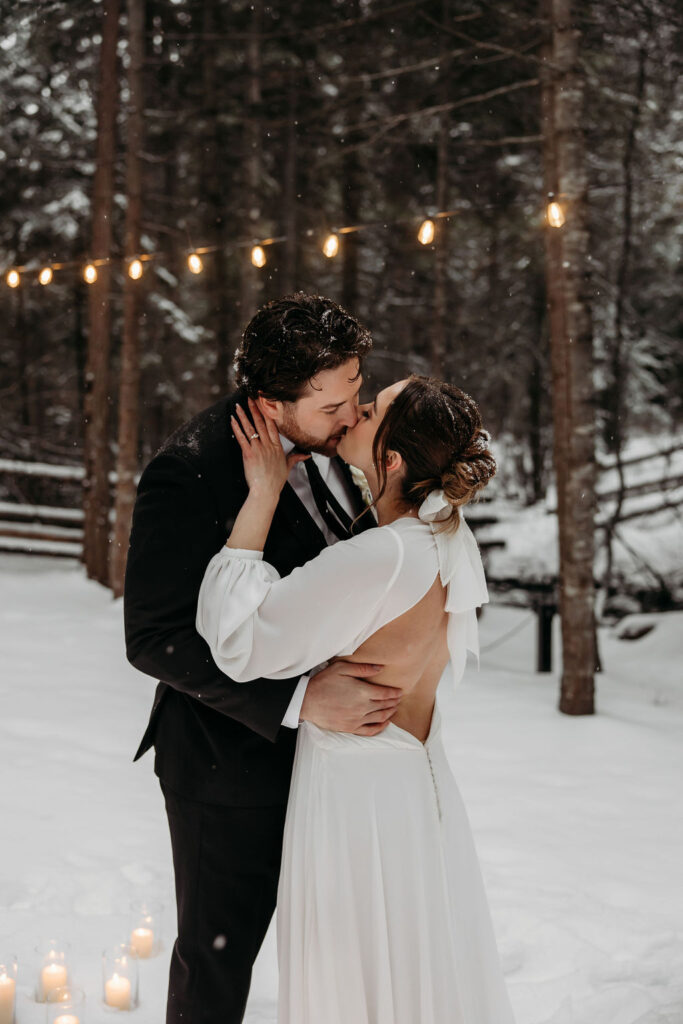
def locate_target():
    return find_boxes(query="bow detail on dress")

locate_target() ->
[417,489,489,615]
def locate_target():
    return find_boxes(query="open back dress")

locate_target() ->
[197,507,516,1024]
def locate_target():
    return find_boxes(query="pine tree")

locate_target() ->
[110,0,146,598]
[541,0,596,714]
[83,0,120,587]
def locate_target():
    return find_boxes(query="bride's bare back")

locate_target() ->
[339,575,449,742]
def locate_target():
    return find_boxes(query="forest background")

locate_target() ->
[0,0,681,605]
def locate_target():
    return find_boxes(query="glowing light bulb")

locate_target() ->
[546,201,565,228]
[251,245,266,268]
[128,258,143,280]
[187,252,203,274]
[83,263,97,284]
[322,233,339,258]
[418,219,435,245]
[39,267,53,285]
[6,269,20,288]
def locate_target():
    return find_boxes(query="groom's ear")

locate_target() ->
[255,394,281,423]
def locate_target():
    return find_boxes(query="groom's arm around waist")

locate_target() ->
[123,449,298,742]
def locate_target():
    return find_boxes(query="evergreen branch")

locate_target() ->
[345,78,540,133]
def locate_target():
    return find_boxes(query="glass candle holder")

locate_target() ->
[102,945,138,1012]
[35,944,71,1003]
[46,986,85,1024]
[129,899,164,959]
[0,958,17,1024]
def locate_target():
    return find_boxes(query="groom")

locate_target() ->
[124,293,402,1023]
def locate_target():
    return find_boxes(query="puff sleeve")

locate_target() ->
[196,528,405,682]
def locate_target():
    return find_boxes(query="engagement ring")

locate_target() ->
[250,433,259,440]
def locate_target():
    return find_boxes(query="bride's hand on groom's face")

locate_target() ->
[231,397,310,500]
[301,661,402,736]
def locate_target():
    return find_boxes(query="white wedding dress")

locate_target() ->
[197,500,516,1024]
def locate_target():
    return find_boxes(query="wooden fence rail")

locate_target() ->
[0,460,121,557]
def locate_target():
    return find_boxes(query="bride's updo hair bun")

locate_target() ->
[439,427,497,512]
[371,375,496,532]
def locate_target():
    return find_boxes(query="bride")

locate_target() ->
[196,375,516,1024]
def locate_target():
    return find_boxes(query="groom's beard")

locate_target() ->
[280,405,345,458]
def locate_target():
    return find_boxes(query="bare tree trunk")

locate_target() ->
[432,132,448,375]
[240,0,263,325]
[529,272,548,504]
[82,0,119,586]
[73,281,87,426]
[341,150,361,314]
[601,43,647,596]
[528,361,544,502]
[341,2,362,316]
[202,1,232,399]
[431,0,450,375]
[110,0,145,598]
[605,44,647,458]
[15,278,32,429]
[282,74,299,296]
[541,0,596,715]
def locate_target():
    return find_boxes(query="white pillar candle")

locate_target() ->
[54,1016,80,1024]
[105,972,131,1010]
[0,973,15,1024]
[40,962,68,1001]
[130,926,154,958]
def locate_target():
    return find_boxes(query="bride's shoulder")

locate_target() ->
[324,520,437,600]
[345,518,436,574]
[351,517,433,548]
[346,521,404,557]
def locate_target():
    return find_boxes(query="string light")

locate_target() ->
[5,201,563,287]
[251,245,266,268]
[323,233,339,258]
[418,219,435,245]
[546,201,565,228]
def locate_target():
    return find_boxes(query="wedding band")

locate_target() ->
[250,433,259,440]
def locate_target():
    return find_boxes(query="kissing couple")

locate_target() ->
[124,292,516,1024]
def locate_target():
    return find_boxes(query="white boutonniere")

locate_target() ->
[349,464,373,507]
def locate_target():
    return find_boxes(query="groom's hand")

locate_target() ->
[300,662,402,736]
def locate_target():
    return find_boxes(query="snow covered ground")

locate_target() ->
[1,554,682,1024]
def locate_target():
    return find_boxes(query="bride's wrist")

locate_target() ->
[246,484,281,509]
[225,487,279,550]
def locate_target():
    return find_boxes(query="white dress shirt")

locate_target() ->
[278,435,359,727]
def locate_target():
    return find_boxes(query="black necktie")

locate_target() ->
[303,458,354,541]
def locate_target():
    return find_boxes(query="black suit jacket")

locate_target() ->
[124,390,373,807]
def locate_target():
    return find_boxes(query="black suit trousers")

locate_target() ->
[162,782,287,1024]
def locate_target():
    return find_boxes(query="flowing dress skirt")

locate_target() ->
[276,704,516,1024]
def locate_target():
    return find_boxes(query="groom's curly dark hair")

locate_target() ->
[234,292,372,402]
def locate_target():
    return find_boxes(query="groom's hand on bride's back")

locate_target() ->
[300,662,402,736]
